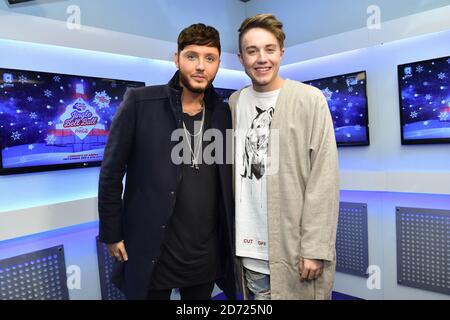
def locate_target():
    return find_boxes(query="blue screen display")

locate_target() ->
[215,87,236,104]
[0,68,144,174]
[305,71,369,147]
[398,56,450,144]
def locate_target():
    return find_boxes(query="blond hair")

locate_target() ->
[238,14,285,52]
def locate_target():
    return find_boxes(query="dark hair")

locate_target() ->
[238,14,285,52]
[177,23,221,55]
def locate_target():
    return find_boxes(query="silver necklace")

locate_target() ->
[182,104,205,170]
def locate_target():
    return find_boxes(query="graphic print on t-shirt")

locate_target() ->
[241,106,274,180]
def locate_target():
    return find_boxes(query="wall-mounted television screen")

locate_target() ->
[0,67,145,175]
[304,71,370,147]
[398,56,450,145]
[215,87,236,104]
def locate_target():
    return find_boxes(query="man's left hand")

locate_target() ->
[299,258,324,282]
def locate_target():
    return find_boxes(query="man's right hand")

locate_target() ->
[106,240,128,263]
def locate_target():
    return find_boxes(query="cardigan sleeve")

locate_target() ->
[300,93,340,262]
[98,88,136,244]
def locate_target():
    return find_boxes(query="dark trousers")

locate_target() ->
[147,281,215,300]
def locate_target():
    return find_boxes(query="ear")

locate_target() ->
[174,52,180,69]
[280,47,285,60]
[255,106,264,114]
[238,52,244,66]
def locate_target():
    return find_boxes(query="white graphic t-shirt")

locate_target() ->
[235,86,280,275]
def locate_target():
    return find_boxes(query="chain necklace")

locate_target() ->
[182,103,205,170]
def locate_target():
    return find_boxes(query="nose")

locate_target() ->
[256,49,268,64]
[196,58,205,71]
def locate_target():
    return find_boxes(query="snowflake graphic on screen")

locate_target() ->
[332,78,338,84]
[347,86,354,93]
[321,87,333,101]
[11,131,21,141]
[439,112,449,121]
[44,89,53,98]
[410,111,418,119]
[447,58,450,64]
[45,134,56,145]
[93,90,112,109]
[18,75,27,84]
[438,72,447,80]
[355,125,361,131]
[27,96,33,102]
[425,94,432,100]
[347,102,353,107]
[416,65,424,73]
[29,112,37,119]
[53,76,61,82]
[28,144,34,150]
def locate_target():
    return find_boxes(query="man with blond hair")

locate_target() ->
[230,14,339,300]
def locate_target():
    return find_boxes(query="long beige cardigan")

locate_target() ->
[229,79,340,300]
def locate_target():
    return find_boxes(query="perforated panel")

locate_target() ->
[396,207,450,295]
[336,202,369,277]
[96,237,126,300]
[0,245,69,300]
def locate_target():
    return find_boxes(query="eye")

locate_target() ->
[186,54,197,61]
[246,49,256,55]
[206,56,216,63]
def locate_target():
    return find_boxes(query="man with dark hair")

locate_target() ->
[98,23,236,300]
[229,14,339,300]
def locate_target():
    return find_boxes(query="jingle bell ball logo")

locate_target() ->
[59,98,100,140]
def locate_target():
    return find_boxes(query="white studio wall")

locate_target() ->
[0,221,100,300]
[0,3,449,300]
[279,10,449,299]
[0,37,248,214]
[281,29,450,174]
[0,37,248,300]
[0,38,165,214]
[336,190,450,300]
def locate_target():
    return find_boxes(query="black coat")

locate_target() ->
[98,71,236,299]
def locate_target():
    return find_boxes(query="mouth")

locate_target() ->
[191,74,206,82]
[254,66,272,74]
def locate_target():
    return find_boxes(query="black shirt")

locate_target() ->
[150,108,223,289]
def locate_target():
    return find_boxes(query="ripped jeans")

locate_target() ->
[244,268,271,300]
